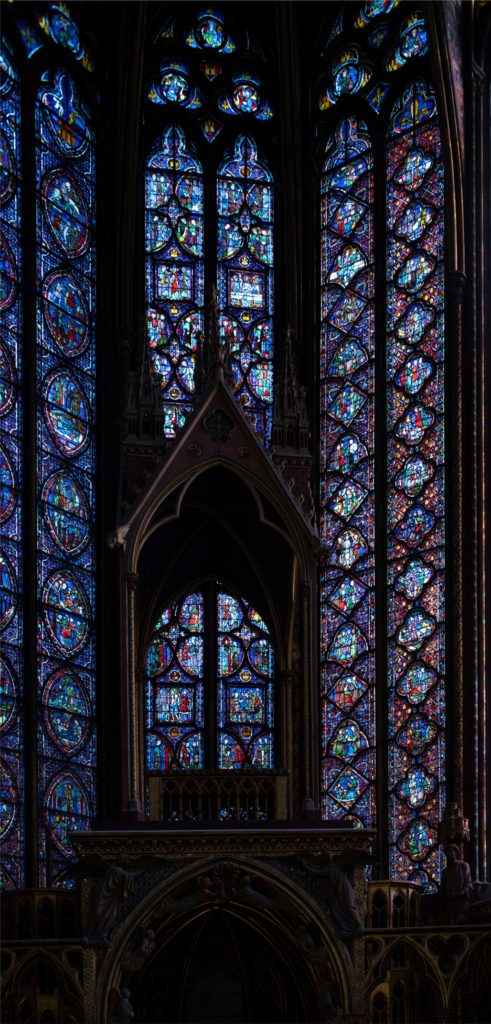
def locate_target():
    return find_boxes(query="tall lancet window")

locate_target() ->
[319,116,376,830]
[145,7,275,444]
[0,3,97,888]
[0,46,24,890]
[145,126,204,439]
[217,136,274,442]
[36,67,96,885]
[318,3,445,889]
[386,81,445,887]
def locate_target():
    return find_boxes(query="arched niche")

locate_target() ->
[95,856,355,1024]
[113,382,320,816]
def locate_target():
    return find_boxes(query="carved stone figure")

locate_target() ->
[302,853,363,937]
[110,987,135,1024]
[120,926,157,971]
[440,843,474,924]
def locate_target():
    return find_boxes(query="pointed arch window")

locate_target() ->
[145,125,204,438]
[0,45,24,890]
[145,585,275,786]
[144,7,275,444]
[1,4,97,888]
[36,65,96,884]
[318,3,445,889]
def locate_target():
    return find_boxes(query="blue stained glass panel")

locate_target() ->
[0,47,24,890]
[145,592,205,772]
[36,69,96,883]
[37,3,94,70]
[320,116,376,827]
[217,590,274,769]
[146,127,204,438]
[217,137,274,443]
[386,80,445,889]
[185,9,236,52]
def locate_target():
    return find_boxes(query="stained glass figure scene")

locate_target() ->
[36,66,96,883]
[217,591,274,769]
[148,61,203,108]
[185,7,237,53]
[386,11,428,71]
[386,80,445,890]
[218,71,274,120]
[320,116,376,828]
[354,0,399,28]
[217,136,274,442]
[146,593,205,771]
[37,2,94,70]
[146,126,204,438]
[319,48,372,110]
[0,48,23,890]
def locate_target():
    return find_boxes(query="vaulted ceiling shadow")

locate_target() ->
[138,466,296,662]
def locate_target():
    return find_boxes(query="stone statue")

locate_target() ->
[439,843,491,924]
[84,861,145,942]
[302,853,363,937]
[110,987,135,1024]
[120,927,156,972]
[440,843,473,924]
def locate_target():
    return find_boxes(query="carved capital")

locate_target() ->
[448,270,466,308]
[472,63,486,96]
[439,802,470,846]
[126,572,140,593]
[107,525,130,551]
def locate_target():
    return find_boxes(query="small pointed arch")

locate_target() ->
[217,134,274,443]
[145,124,205,438]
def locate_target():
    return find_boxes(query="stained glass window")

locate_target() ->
[217,591,274,769]
[37,2,94,71]
[319,6,445,889]
[145,126,204,439]
[36,67,96,883]
[146,592,205,771]
[145,586,275,781]
[217,136,274,442]
[386,80,445,888]
[319,116,376,828]
[0,46,24,890]
[146,8,275,445]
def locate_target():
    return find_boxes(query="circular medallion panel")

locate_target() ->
[0,444,16,524]
[41,469,90,554]
[0,231,17,310]
[0,758,17,838]
[0,337,17,418]
[0,550,16,632]
[42,569,90,654]
[0,130,16,206]
[0,656,17,733]
[44,773,91,854]
[43,271,90,357]
[42,369,90,457]
[43,668,91,754]
[41,170,90,257]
